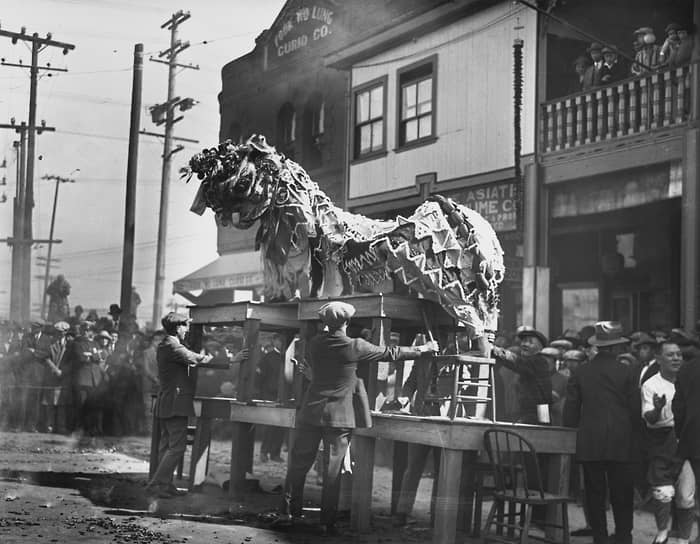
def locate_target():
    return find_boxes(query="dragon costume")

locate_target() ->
[183,135,505,335]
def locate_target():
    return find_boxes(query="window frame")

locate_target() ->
[351,75,388,162]
[396,54,438,150]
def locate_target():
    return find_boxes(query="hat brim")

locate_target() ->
[517,331,548,346]
[588,336,630,347]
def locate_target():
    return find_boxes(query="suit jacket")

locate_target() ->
[155,335,202,418]
[672,359,700,460]
[297,329,424,429]
[582,63,602,90]
[600,61,627,85]
[563,351,637,462]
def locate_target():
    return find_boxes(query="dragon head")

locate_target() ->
[183,135,284,228]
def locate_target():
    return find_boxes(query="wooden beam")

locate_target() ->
[190,301,299,329]
[350,434,376,532]
[229,404,296,427]
[434,448,463,544]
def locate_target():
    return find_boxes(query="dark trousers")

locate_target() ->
[148,416,188,488]
[283,425,351,526]
[261,425,285,458]
[581,461,634,544]
[396,443,441,517]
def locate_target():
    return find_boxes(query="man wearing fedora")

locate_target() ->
[280,301,438,534]
[146,312,215,498]
[492,325,552,424]
[564,321,637,544]
[583,42,604,90]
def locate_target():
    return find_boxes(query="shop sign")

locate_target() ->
[448,181,518,232]
[272,4,335,59]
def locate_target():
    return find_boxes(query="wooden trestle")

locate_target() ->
[148,294,576,544]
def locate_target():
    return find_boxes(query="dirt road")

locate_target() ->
[0,431,684,543]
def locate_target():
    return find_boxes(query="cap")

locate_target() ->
[53,321,70,333]
[108,304,122,316]
[550,339,574,351]
[541,347,561,359]
[601,46,616,54]
[97,330,112,340]
[630,331,657,348]
[587,41,603,52]
[318,301,356,329]
[161,312,191,329]
[588,321,629,347]
[665,23,682,33]
[562,349,586,362]
[634,27,654,35]
[516,325,548,347]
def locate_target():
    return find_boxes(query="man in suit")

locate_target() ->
[280,301,438,534]
[600,47,627,86]
[673,351,700,539]
[145,312,214,498]
[563,321,637,544]
[582,42,604,91]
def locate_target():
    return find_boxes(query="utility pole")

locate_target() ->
[150,11,199,327]
[39,172,77,319]
[119,43,144,332]
[0,27,74,322]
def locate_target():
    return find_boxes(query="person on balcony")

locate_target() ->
[659,23,681,66]
[583,42,604,90]
[668,25,693,68]
[570,55,590,93]
[631,27,661,76]
[600,47,627,85]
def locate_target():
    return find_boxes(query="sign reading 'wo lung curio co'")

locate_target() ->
[273,4,335,58]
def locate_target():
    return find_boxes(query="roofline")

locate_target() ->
[325,0,495,70]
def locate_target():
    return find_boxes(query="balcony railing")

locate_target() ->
[540,64,694,153]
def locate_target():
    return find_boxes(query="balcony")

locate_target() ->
[540,63,695,154]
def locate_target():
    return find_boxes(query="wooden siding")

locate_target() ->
[348,2,537,199]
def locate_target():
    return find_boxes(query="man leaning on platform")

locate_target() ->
[146,311,247,499]
[278,301,439,535]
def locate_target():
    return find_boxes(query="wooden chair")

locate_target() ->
[482,429,574,544]
[176,424,197,479]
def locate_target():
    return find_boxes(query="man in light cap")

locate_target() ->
[564,321,636,544]
[492,325,552,424]
[146,312,215,498]
[280,301,438,534]
[631,27,660,76]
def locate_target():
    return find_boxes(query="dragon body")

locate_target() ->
[184,135,505,335]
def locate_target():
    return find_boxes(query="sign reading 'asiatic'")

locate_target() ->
[449,182,517,232]
[273,4,335,58]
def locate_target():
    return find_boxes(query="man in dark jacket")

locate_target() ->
[492,325,552,424]
[281,301,438,534]
[563,321,637,544]
[146,312,213,498]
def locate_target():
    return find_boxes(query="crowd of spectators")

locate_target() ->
[0,303,161,438]
[570,23,694,94]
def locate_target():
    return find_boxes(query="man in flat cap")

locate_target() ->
[600,46,626,85]
[564,321,637,544]
[492,325,553,424]
[146,312,214,498]
[40,321,72,433]
[280,301,438,534]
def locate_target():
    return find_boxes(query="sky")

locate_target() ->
[0,0,286,325]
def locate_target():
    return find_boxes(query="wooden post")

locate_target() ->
[391,440,408,514]
[229,421,254,499]
[556,101,565,150]
[639,78,649,131]
[677,67,688,123]
[188,416,212,489]
[628,80,638,134]
[564,98,574,148]
[239,318,261,402]
[434,448,463,544]
[664,70,673,127]
[350,434,376,532]
[617,83,627,136]
[546,103,554,151]
[606,87,616,139]
[595,89,605,141]
[650,72,661,129]
[544,453,572,541]
[574,95,583,145]
[585,92,595,144]
[681,127,700,329]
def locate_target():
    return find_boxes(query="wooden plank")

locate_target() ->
[188,417,212,490]
[190,301,299,329]
[196,397,233,419]
[354,415,577,454]
[350,434,376,532]
[434,448,463,544]
[297,293,421,323]
[229,405,297,427]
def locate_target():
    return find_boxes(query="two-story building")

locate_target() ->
[174,0,448,305]
[325,0,700,336]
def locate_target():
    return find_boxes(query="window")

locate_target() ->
[303,93,324,169]
[398,57,436,147]
[353,78,386,159]
[277,102,296,159]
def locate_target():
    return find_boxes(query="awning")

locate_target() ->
[172,251,264,295]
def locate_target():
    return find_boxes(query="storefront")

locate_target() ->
[547,162,682,336]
